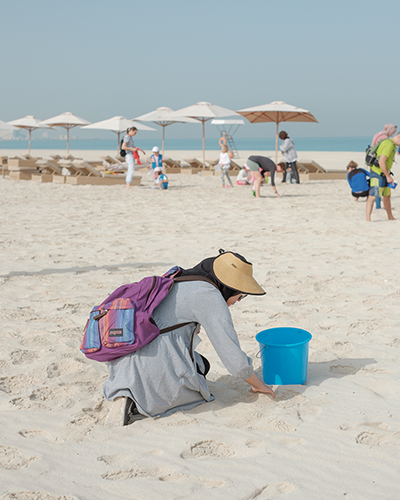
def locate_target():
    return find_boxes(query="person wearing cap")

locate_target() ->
[104,250,275,425]
[122,127,138,189]
[149,146,164,178]
[153,167,169,190]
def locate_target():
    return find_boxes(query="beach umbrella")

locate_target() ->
[0,120,17,131]
[237,101,318,164]
[8,115,50,154]
[171,102,240,166]
[81,116,156,154]
[39,112,91,154]
[133,107,198,158]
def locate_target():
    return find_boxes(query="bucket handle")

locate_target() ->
[256,345,268,358]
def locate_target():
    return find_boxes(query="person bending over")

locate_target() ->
[246,155,283,198]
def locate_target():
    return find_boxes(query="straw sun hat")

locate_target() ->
[213,252,265,295]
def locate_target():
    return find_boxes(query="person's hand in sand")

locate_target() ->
[246,373,275,397]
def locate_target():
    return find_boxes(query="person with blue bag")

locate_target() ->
[366,134,400,221]
[102,250,275,425]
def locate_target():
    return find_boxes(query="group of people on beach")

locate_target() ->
[122,124,397,221]
[216,130,300,198]
[121,127,168,190]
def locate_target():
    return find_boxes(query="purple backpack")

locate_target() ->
[80,270,215,362]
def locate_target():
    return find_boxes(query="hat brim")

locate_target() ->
[213,253,265,295]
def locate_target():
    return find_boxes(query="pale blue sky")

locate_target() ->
[2,0,399,139]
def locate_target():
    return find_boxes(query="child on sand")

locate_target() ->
[152,167,169,190]
[217,145,233,188]
[149,147,164,178]
[346,161,370,201]
[236,164,252,185]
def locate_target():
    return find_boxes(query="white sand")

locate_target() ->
[0,152,399,500]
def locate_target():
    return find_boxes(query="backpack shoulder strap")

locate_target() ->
[158,275,219,335]
[173,275,219,289]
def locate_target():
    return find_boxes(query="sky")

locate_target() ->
[1,0,400,140]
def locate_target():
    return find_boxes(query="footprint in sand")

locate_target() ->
[0,375,38,394]
[241,482,295,499]
[180,440,234,460]
[0,446,38,470]
[329,365,357,375]
[18,430,55,442]
[1,493,79,500]
[10,350,38,365]
[356,430,400,447]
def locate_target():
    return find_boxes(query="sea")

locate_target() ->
[0,137,372,152]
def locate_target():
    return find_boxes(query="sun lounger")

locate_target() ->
[229,160,242,172]
[297,160,326,174]
[296,160,346,180]
[30,160,64,183]
[163,158,181,174]
[72,160,102,177]
[183,158,208,174]
[67,160,140,185]
[57,159,86,177]
[7,158,41,181]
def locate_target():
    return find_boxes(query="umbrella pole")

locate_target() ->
[28,129,31,155]
[67,128,69,156]
[275,121,279,165]
[202,120,205,167]
[117,131,120,155]
[162,126,165,159]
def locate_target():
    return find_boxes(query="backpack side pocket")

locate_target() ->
[99,298,136,348]
[80,307,102,354]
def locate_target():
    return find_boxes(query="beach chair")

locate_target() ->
[229,160,242,172]
[183,158,206,174]
[1,156,9,178]
[57,159,86,177]
[296,159,346,180]
[297,160,326,174]
[31,159,64,183]
[67,159,140,185]
[7,157,41,181]
[163,158,181,174]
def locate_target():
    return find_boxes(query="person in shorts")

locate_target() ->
[246,156,283,198]
[366,134,400,221]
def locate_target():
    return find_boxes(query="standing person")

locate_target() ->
[122,127,138,189]
[217,144,233,188]
[279,131,300,184]
[149,146,164,178]
[371,123,397,147]
[246,155,283,198]
[366,134,400,221]
[346,161,370,202]
[104,250,275,424]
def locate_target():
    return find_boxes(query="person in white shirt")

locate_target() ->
[218,145,233,188]
[236,164,252,185]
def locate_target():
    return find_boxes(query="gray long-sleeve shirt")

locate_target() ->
[103,281,254,418]
[280,137,297,163]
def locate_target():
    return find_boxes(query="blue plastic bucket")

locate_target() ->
[256,327,312,385]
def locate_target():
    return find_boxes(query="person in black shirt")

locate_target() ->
[246,156,283,198]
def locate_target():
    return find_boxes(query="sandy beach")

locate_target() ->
[0,150,399,500]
